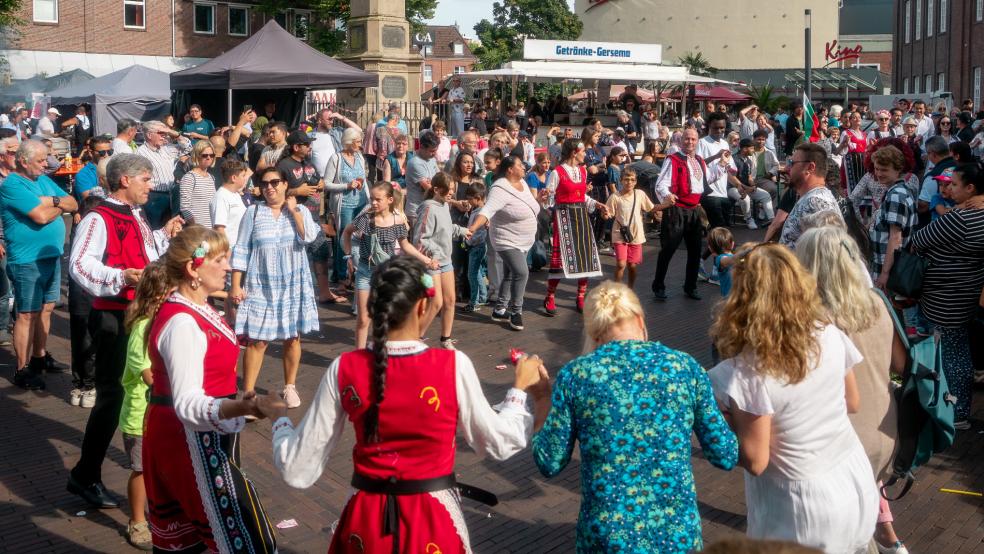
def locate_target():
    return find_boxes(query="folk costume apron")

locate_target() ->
[549,164,603,280]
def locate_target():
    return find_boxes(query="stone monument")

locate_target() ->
[339,0,423,107]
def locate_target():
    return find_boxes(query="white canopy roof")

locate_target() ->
[464,60,733,85]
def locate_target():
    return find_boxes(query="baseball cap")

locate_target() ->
[47,107,61,116]
[933,167,954,183]
[286,130,314,146]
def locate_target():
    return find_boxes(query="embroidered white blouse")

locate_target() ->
[271,340,532,489]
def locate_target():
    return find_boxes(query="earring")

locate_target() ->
[190,277,201,290]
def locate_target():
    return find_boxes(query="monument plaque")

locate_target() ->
[381,76,407,99]
[382,25,406,49]
[339,0,422,104]
[349,24,367,53]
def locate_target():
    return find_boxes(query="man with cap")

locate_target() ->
[276,130,324,217]
[731,137,775,229]
[37,108,60,137]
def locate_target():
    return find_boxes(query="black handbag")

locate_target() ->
[887,247,929,298]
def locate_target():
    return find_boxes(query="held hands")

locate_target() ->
[513,355,551,400]
[295,183,317,197]
[255,391,288,420]
[230,285,245,305]
[163,216,185,238]
[123,268,143,285]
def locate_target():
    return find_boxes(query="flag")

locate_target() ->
[802,92,821,143]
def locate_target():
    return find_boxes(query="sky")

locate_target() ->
[431,0,577,41]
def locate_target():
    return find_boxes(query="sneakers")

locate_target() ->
[543,294,557,316]
[440,338,457,350]
[745,218,758,230]
[876,540,910,554]
[653,288,668,301]
[0,330,10,346]
[491,309,509,322]
[954,420,971,431]
[126,520,153,551]
[81,389,96,409]
[70,388,83,407]
[282,384,301,409]
[697,267,710,282]
[509,312,524,331]
[460,304,478,313]
[13,368,45,390]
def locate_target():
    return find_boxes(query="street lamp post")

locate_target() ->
[805,9,812,102]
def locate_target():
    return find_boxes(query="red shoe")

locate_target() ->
[576,294,585,314]
[544,294,557,316]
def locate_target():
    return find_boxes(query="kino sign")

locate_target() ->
[523,39,662,64]
[824,40,863,66]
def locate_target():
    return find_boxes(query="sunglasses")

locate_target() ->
[260,179,283,187]
[878,118,889,121]
[95,149,113,156]
[200,153,215,159]
[941,121,951,125]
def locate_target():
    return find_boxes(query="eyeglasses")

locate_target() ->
[878,118,890,121]
[3,151,16,156]
[200,153,215,159]
[260,179,283,187]
[95,149,113,156]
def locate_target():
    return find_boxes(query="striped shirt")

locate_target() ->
[136,143,182,192]
[913,208,984,328]
[178,170,216,227]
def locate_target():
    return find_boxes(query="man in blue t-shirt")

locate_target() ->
[73,136,113,201]
[0,140,78,390]
[181,104,215,140]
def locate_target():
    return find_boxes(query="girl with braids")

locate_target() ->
[259,256,552,554]
[342,181,438,349]
[138,225,277,553]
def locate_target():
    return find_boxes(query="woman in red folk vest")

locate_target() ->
[136,226,277,553]
[257,256,552,554]
[543,138,609,315]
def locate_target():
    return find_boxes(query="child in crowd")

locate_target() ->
[930,168,956,220]
[707,227,736,298]
[605,146,628,195]
[525,152,551,193]
[118,274,161,550]
[342,181,436,348]
[462,183,489,313]
[604,167,656,287]
[210,160,252,324]
[483,148,502,187]
[412,172,471,349]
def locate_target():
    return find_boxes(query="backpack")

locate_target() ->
[874,289,956,500]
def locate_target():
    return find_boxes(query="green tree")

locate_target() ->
[472,0,583,70]
[256,0,439,56]
[746,84,789,115]
[676,51,717,77]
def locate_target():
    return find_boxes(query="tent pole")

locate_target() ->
[227,89,233,126]
[681,81,688,128]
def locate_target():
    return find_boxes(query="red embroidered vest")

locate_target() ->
[337,348,459,480]
[554,165,588,204]
[90,202,153,311]
[668,152,707,208]
[148,297,239,401]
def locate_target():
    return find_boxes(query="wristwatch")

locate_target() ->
[51,195,61,208]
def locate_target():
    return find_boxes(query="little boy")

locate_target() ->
[462,183,489,312]
[707,227,736,298]
[119,318,153,550]
[930,167,956,220]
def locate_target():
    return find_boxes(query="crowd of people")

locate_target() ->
[0,88,981,553]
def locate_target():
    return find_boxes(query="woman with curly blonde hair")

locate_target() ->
[708,243,878,553]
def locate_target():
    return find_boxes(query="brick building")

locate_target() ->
[893,0,984,108]
[412,25,476,88]
[0,1,316,78]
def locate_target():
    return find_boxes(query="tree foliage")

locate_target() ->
[676,51,717,77]
[256,0,438,57]
[472,0,583,70]
[746,84,790,115]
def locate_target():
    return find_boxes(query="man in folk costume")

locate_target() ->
[66,154,183,508]
[651,128,729,300]
[543,138,609,315]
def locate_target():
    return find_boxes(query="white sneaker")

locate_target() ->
[69,388,82,407]
[440,338,457,350]
[80,389,96,409]
[746,218,758,230]
[876,540,910,554]
[282,384,301,409]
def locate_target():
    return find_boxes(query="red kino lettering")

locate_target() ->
[825,40,863,64]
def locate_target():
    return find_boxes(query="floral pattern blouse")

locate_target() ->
[531,340,738,554]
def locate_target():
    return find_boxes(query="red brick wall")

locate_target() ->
[858,51,893,78]
[10,0,265,57]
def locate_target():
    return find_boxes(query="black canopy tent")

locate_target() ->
[170,20,378,127]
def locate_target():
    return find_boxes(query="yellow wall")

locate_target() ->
[576,0,841,70]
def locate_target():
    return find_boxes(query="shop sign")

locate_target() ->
[523,39,662,64]
[825,40,863,65]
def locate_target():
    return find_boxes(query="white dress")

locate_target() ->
[708,325,878,554]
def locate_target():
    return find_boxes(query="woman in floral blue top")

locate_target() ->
[531,281,738,553]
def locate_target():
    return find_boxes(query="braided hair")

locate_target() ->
[363,256,429,442]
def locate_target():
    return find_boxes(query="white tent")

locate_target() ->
[47,65,172,136]
[464,60,731,85]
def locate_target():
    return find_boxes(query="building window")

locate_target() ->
[423,45,433,56]
[903,78,909,94]
[453,42,464,55]
[453,66,465,75]
[904,1,912,43]
[915,0,922,40]
[927,0,933,36]
[975,67,982,110]
[293,10,311,40]
[926,74,933,93]
[977,0,983,21]
[228,5,249,36]
[423,65,432,82]
[940,0,948,33]
[194,3,216,34]
[33,0,57,23]
[914,77,919,94]
[124,0,145,29]
[938,72,945,92]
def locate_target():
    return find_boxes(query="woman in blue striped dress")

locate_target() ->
[230,167,319,410]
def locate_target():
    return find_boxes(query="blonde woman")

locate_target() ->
[178,140,217,226]
[796,227,908,554]
[532,281,737,552]
[708,244,877,553]
[324,128,369,286]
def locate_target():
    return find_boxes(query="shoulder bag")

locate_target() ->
[617,191,637,243]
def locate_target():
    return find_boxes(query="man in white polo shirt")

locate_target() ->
[695,112,738,228]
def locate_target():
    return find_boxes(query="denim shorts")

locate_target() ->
[428,262,453,275]
[354,262,373,291]
[7,257,61,313]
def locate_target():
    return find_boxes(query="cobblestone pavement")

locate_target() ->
[1,228,982,553]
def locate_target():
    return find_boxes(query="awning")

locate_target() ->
[464,60,734,85]
[0,49,206,79]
